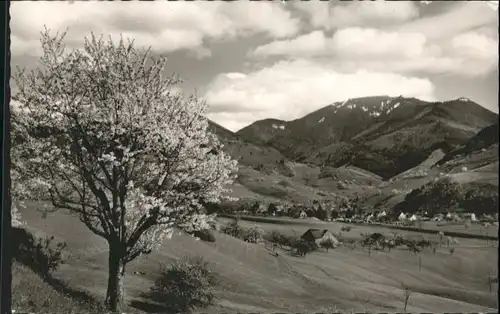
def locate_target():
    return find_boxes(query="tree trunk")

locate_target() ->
[105,244,126,313]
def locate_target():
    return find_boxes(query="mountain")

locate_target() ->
[236,118,288,145]
[436,123,499,166]
[434,123,499,185]
[208,120,378,204]
[207,120,286,170]
[237,96,498,180]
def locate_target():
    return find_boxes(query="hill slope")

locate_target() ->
[208,121,287,171]
[15,203,499,313]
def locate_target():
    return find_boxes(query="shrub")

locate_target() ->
[292,238,317,256]
[266,230,287,250]
[220,220,245,239]
[150,256,217,313]
[12,227,67,278]
[277,179,292,187]
[242,227,264,243]
[341,226,352,232]
[12,204,24,227]
[319,238,336,252]
[191,229,216,242]
[12,262,104,313]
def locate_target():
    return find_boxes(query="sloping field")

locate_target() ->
[450,170,499,185]
[16,204,498,313]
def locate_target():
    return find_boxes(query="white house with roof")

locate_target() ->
[377,210,387,219]
[471,213,478,222]
[409,214,418,221]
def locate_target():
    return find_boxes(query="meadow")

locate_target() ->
[13,201,499,313]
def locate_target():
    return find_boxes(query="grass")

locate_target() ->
[12,262,105,313]
[15,202,499,313]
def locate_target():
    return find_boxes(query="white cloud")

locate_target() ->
[251,28,435,59]
[451,32,497,61]
[330,28,434,59]
[251,30,328,58]
[293,0,419,30]
[204,59,436,131]
[397,2,498,40]
[250,28,497,77]
[10,1,301,57]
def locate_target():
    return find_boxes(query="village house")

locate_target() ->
[301,229,339,247]
[398,212,407,221]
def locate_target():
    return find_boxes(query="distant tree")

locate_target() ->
[268,230,285,251]
[250,201,260,214]
[319,238,336,252]
[461,183,498,216]
[397,177,463,216]
[402,283,412,312]
[292,238,316,257]
[438,231,445,247]
[386,239,395,252]
[11,30,237,312]
[361,233,374,257]
[243,227,264,243]
[221,220,244,239]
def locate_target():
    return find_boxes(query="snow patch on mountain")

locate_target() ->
[318,117,325,124]
[272,124,286,130]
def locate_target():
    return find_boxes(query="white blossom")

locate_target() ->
[11,30,238,263]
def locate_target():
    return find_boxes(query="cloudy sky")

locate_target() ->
[10,1,499,132]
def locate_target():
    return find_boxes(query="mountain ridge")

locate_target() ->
[229,96,497,179]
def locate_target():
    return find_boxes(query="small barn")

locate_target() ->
[301,229,339,247]
[299,210,307,219]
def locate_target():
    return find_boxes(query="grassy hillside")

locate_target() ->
[14,201,497,313]
[437,123,499,168]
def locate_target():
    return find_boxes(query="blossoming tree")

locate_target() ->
[11,29,238,312]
